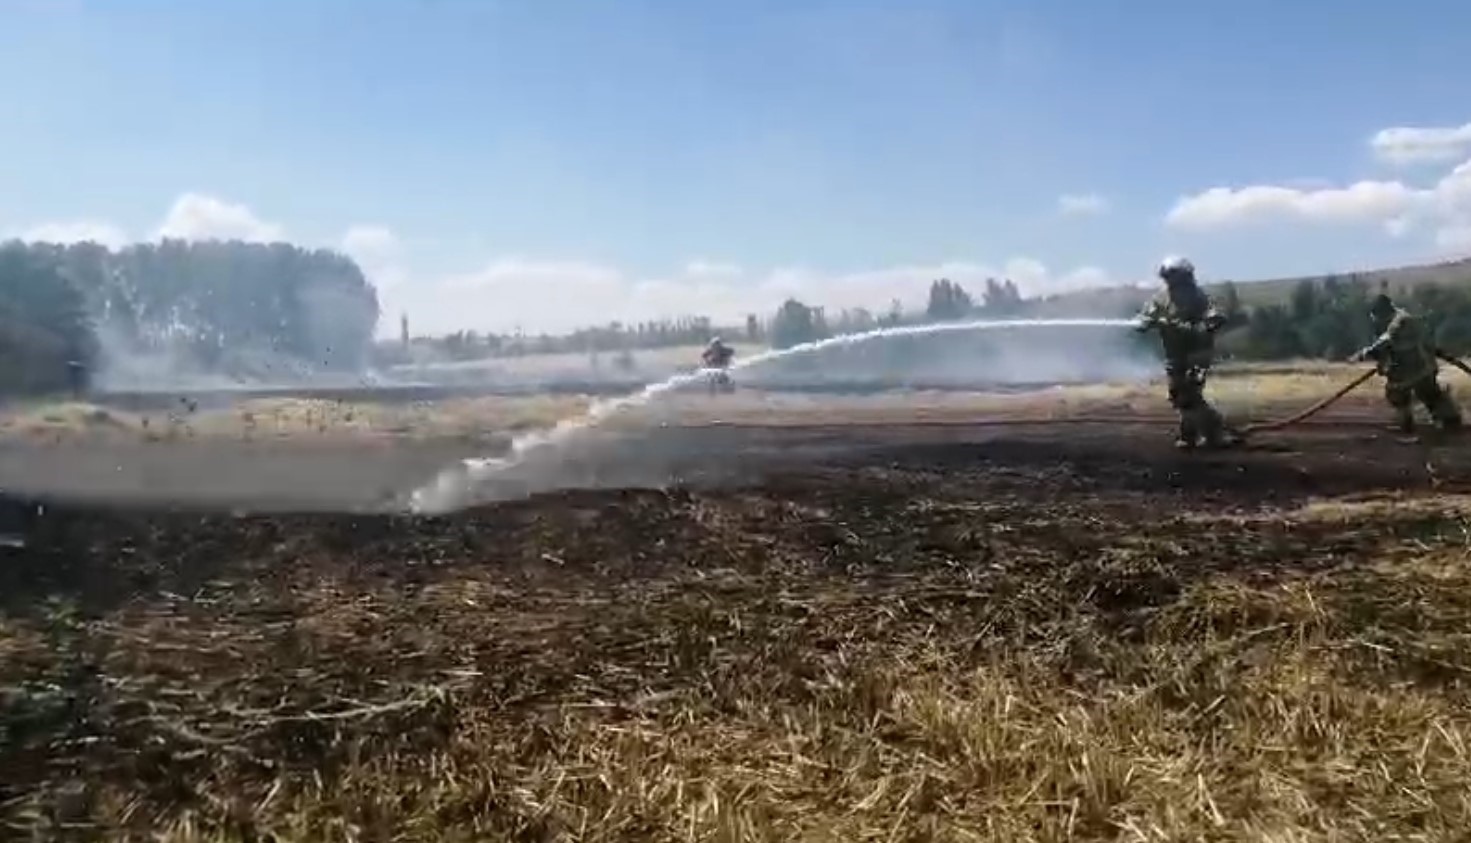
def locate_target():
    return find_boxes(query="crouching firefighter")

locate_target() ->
[1351,293,1462,434]
[701,336,736,394]
[1135,256,1236,449]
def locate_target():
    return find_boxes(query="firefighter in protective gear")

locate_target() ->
[701,336,735,393]
[1134,256,1234,449]
[1351,293,1462,433]
[702,336,734,368]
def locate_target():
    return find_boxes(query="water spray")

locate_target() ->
[408,317,1136,513]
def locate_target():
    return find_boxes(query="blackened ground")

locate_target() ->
[0,405,1459,512]
[5,417,1471,839]
[1,420,1466,615]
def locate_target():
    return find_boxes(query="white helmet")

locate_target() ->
[708,336,724,347]
[1158,255,1195,281]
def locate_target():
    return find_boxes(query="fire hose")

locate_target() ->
[1234,368,1377,435]
[1235,349,1471,436]
[1439,349,1471,379]
[702,350,1471,438]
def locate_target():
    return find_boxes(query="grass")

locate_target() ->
[8,351,1459,450]
[5,434,1471,839]
[1,356,1453,447]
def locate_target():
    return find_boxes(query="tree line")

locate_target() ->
[1223,274,1471,360]
[767,272,1471,363]
[388,276,1034,365]
[393,316,744,365]
[766,277,1028,349]
[10,234,1471,397]
[0,239,379,395]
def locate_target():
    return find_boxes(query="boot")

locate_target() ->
[1206,427,1244,448]
[1434,390,1462,431]
[1438,403,1463,432]
[1197,406,1235,449]
[1175,415,1199,450]
[1391,406,1416,434]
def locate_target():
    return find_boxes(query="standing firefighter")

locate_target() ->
[1135,256,1233,449]
[701,336,736,393]
[1351,293,1462,433]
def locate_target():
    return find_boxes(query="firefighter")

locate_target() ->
[1134,256,1234,449]
[1351,293,1462,433]
[701,336,735,393]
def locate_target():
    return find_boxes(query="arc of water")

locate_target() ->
[409,317,1135,513]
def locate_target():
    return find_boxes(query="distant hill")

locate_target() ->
[1030,256,1471,317]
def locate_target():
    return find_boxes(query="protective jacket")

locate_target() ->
[1135,283,1225,370]
[702,342,734,368]
[1362,307,1438,386]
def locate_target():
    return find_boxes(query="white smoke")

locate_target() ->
[408,317,1140,513]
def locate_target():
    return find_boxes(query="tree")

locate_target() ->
[1218,282,1243,325]
[0,243,98,394]
[926,278,974,322]
[1289,279,1319,324]
[981,278,1024,316]
[835,307,875,335]
[880,298,904,327]
[770,299,822,350]
[1244,304,1302,359]
[0,239,382,391]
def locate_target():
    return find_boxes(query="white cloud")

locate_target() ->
[1436,224,1471,253]
[1057,193,1110,216]
[341,225,400,263]
[1165,150,1471,260]
[156,193,285,243]
[4,195,1119,337]
[1371,122,1471,167]
[1165,181,1420,229]
[380,257,1115,336]
[683,260,743,278]
[1281,177,1338,191]
[340,224,409,295]
[1165,118,1471,258]
[10,220,128,249]
[1159,118,1471,261]
[14,194,288,250]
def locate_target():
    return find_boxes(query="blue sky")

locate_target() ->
[4,0,1471,334]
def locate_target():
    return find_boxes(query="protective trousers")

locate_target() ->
[1167,364,1226,446]
[1385,375,1462,432]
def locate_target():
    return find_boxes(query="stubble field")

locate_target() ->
[5,365,1471,840]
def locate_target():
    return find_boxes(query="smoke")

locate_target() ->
[87,269,390,394]
[390,319,1156,394]
[90,316,392,393]
[741,320,1155,389]
[408,318,1146,513]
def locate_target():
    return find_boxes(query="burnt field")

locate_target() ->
[5,410,1471,840]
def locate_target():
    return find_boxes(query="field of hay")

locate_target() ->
[0,360,1416,446]
[4,364,1471,839]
